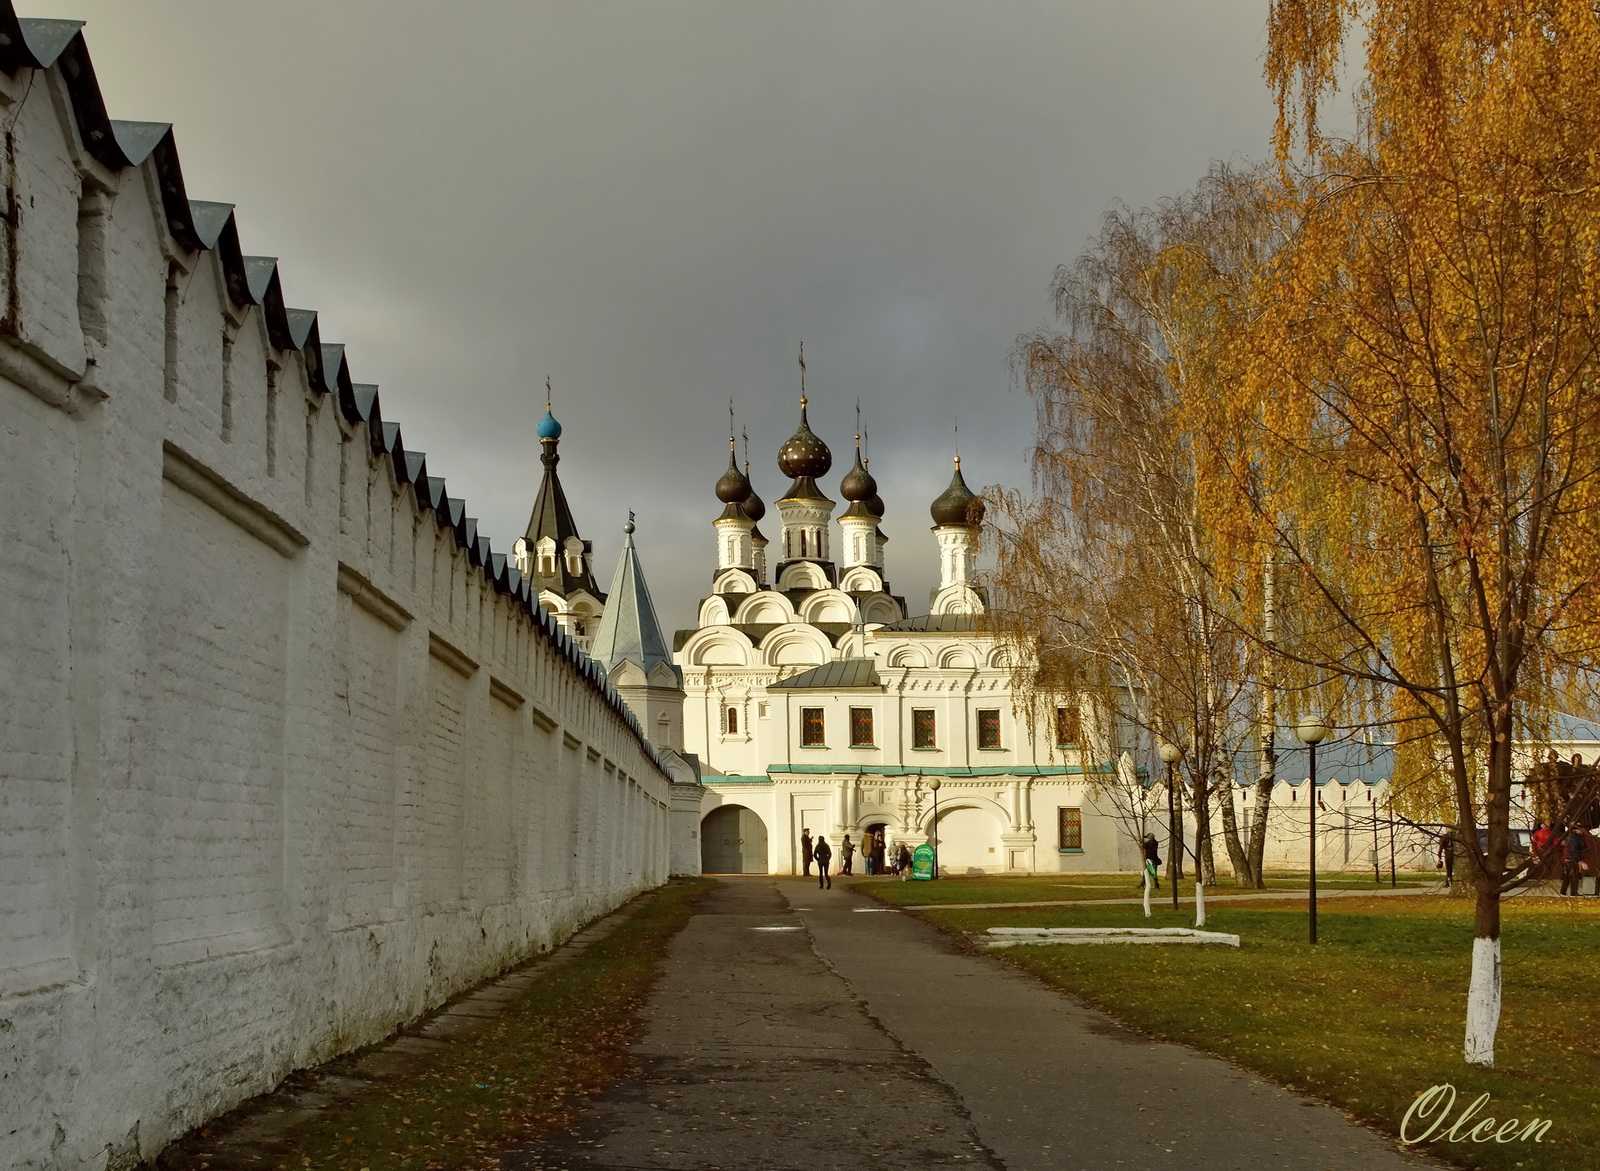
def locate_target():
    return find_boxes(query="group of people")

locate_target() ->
[799,828,915,889]
[1531,820,1600,896]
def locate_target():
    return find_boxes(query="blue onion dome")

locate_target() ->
[930,455,984,527]
[716,442,752,504]
[741,462,767,523]
[777,396,832,480]
[536,409,562,441]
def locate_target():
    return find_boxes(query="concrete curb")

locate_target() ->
[984,926,1242,947]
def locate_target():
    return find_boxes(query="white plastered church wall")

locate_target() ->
[676,416,1127,876]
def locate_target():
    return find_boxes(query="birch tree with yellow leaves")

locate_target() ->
[990,164,1290,889]
[1205,0,1600,1066]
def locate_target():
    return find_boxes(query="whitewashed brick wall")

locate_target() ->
[0,11,674,1169]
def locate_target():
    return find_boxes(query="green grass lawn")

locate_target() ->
[860,870,1436,906]
[873,887,1599,1170]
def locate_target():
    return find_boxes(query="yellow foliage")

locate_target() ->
[1200,0,1600,879]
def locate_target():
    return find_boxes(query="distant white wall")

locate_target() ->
[0,23,672,1171]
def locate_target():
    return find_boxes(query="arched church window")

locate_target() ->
[799,531,808,557]
[724,706,739,735]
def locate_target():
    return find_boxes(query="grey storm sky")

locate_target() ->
[28,0,1279,626]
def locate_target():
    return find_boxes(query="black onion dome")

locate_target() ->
[715,445,752,504]
[777,397,833,480]
[742,476,767,523]
[931,456,984,527]
[839,446,877,503]
[865,492,886,519]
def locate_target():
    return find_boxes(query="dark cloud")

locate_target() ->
[32,0,1276,624]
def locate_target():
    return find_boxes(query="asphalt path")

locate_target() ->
[506,877,1440,1171]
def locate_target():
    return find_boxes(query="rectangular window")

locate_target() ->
[850,707,874,747]
[801,707,826,747]
[724,706,739,735]
[977,708,1002,750]
[1055,706,1081,747]
[1058,807,1083,851]
[912,708,937,749]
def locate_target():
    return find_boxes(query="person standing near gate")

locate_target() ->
[1560,822,1586,896]
[1142,834,1161,890]
[840,834,854,876]
[800,828,814,877]
[813,835,833,889]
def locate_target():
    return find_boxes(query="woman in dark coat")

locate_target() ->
[813,835,833,889]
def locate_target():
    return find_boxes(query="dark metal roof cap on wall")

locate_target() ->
[0,0,669,770]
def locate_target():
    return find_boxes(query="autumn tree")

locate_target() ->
[1207,0,1600,1066]
[989,163,1290,888]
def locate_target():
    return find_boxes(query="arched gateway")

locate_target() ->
[701,805,769,874]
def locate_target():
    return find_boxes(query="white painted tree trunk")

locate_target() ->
[1464,935,1501,1066]
[1194,881,1206,927]
[1143,868,1153,918]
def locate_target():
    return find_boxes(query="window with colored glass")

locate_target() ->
[1058,807,1083,850]
[801,707,826,747]
[850,707,874,747]
[977,708,1002,749]
[912,708,937,749]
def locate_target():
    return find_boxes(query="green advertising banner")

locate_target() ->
[911,843,935,880]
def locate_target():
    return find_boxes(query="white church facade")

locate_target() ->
[525,394,1487,881]
[672,398,1136,875]
[522,394,1136,876]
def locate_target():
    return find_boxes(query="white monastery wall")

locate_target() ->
[0,15,672,1169]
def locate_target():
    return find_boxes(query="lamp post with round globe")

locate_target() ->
[1296,716,1330,944]
[928,778,942,879]
[1158,741,1184,911]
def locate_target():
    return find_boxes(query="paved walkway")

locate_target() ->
[506,878,1439,1171]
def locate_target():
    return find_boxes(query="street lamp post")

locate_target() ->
[1297,717,1330,945]
[1372,791,1381,884]
[1159,742,1184,911]
[1388,795,1397,887]
[928,778,942,880]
